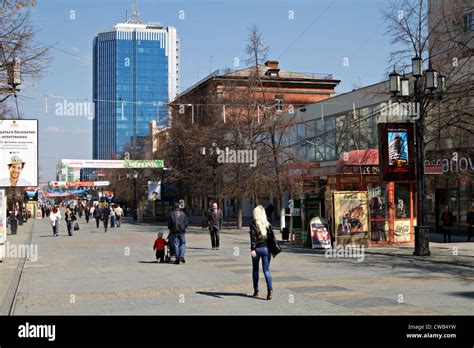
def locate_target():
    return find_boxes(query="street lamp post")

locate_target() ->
[133,171,139,221]
[389,57,445,256]
[201,141,219,201]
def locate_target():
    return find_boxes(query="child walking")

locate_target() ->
[153,232,167,263]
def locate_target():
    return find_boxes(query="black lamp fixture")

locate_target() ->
[412,56,423,77]
[425,65,438,91]
[400,74,410,97]
[389,68,401,94]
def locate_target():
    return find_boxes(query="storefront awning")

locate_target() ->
[336,149,379,166]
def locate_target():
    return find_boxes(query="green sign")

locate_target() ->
[123,160,164,169]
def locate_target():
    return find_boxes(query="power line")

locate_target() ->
[277,0,336,60]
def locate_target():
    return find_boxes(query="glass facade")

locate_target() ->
[93,27,174,159]
[285,104,381,163]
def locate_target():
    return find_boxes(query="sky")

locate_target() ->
[16,0,398,181]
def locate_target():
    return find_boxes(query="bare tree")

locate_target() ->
[382,0,473,145]
[0,0,50,116]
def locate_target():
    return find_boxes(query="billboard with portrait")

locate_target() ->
[378,123,415,182]
[334,191,369,246]
[148,181,161,201]
[0,120,38,187]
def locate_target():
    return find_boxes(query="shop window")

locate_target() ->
[394,183,411,219]
[368,184,389,242]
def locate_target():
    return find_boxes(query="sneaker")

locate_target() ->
[174,260,180,265]
[180,257,185,264]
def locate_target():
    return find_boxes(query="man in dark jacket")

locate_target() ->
[467,206,474,242]
[101,204,111,233]
[168,202,188,264]
[207,202,223,250]
[94,205,102,228]
[440,205,454,243]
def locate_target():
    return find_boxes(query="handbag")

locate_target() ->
[267,228,281,257]
[74,222,80,231]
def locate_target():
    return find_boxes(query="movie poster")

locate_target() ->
[378,123,415,182]
[310,217,331,249]
[0,120,38,187]
[147,181,161,201]
[334,191,370,245]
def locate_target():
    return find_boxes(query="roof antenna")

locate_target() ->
[127,0,144,24]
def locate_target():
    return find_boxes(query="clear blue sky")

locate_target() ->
[18,0,398,181]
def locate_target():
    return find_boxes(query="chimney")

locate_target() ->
[265,60,279,69]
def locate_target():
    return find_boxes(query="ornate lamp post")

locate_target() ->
[389,57,445,256]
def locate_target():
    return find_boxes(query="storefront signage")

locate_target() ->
[361,166,380,175]
[424,156,474,173]
[340,177,360,183]
[364,176,380,183]
[378,123,415,182]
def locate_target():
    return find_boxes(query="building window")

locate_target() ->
[394,183,411,219]
[275,99,283,112]
[464,12,473,32]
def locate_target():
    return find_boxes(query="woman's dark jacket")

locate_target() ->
[249,221,276,251]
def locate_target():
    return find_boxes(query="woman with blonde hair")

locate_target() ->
[249,205,276,300]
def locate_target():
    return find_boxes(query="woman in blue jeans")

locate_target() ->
[249,205,275,300]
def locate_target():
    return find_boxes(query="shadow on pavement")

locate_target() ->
[449,291,474,299]
[281,244,473,281]
[138,261,159,264]
[196,291,261,299]
[38,235,70,237]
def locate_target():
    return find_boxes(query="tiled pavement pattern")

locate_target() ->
[6,214,474,315]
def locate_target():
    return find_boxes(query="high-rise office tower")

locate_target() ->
[93,2,179,159]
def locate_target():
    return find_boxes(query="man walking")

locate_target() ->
[115,204,123,228]
[207,202,223,250]
[101,204,111,233]
[467,206,474,242]
[440,205,454,243]
[94,205,101,228]
[168,202,187,264]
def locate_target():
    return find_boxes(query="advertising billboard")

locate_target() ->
[334,191,370,246]
[148,181,161,201]
[0,119,38,187]
[310,217,331,249]
[378,123,415,182]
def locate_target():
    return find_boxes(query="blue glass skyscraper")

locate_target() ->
[92,8,179,159]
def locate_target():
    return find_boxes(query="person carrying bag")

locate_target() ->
[249,205,281,300]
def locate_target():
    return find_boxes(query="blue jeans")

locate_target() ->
[171,233,186,260]
[66,221,74,236]
[252,247,272,291]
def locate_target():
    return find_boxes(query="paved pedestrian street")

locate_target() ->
[7,216,474,315]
